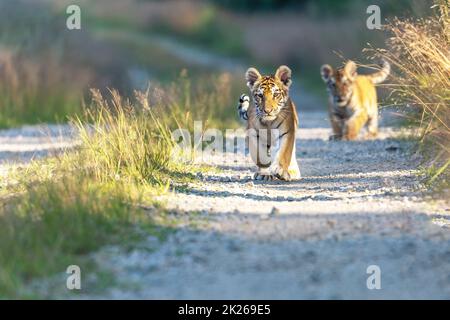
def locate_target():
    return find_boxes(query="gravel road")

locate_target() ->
[2,111,449,299]
[0,124,76,179]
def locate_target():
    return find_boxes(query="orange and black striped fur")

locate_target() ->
[320,60,390,140]
[237,66,300,181]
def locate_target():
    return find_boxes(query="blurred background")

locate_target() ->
[0,0,434,128]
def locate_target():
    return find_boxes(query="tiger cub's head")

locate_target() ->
[245,65,292,122]
[321,61,357,107]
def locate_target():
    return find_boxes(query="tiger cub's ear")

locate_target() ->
[245,67,262,89]
[344,60,357,80]
[321,65,333,82]
[275,65,292,89]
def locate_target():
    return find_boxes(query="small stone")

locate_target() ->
[326,219,336,228]
[270,207,280,216]
[196,172,204,180]
[227,241,241,252]
[245,180,254,186]
[386,146,399,152]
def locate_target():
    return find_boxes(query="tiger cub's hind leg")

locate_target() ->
[269,129,299,181]
[287,144,301,179]
[344,111,368,140]
[366,113,378,139]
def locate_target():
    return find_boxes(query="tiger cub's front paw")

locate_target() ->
[269,163,292,181]
[329,134,343,141]
[237,94,250,121]
[254,172,277,181]
[274,169,292,181]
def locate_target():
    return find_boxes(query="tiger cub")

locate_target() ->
[237,66,300,181]
[320,60,390,140]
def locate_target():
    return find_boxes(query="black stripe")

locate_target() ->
[279,130,290,139]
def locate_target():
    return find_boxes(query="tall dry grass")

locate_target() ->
[0,50,87,128]
[0,0,134,128]
[369,0,449,184]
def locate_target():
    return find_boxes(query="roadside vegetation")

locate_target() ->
[0,0,132,128]
[0,2,81,128]
[0,90,167,298]
[369,0,449,188]
[0,77,236,297]
[0,0,244,129]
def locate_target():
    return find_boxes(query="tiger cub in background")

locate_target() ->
[320,60,390,140]
[237,66,300,181]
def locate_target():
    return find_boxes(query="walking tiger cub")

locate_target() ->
[320,60,390,140]
[237,66,300,181]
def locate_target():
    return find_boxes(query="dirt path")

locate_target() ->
[0,124,75,179]
[2,110,449,299]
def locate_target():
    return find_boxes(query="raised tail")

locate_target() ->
[368,59,390,84]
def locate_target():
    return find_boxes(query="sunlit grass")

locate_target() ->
[368,0,449,187]
[0,174,149,298]
[0,52,84,128]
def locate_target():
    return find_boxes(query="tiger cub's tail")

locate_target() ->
[368,59,391,84]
